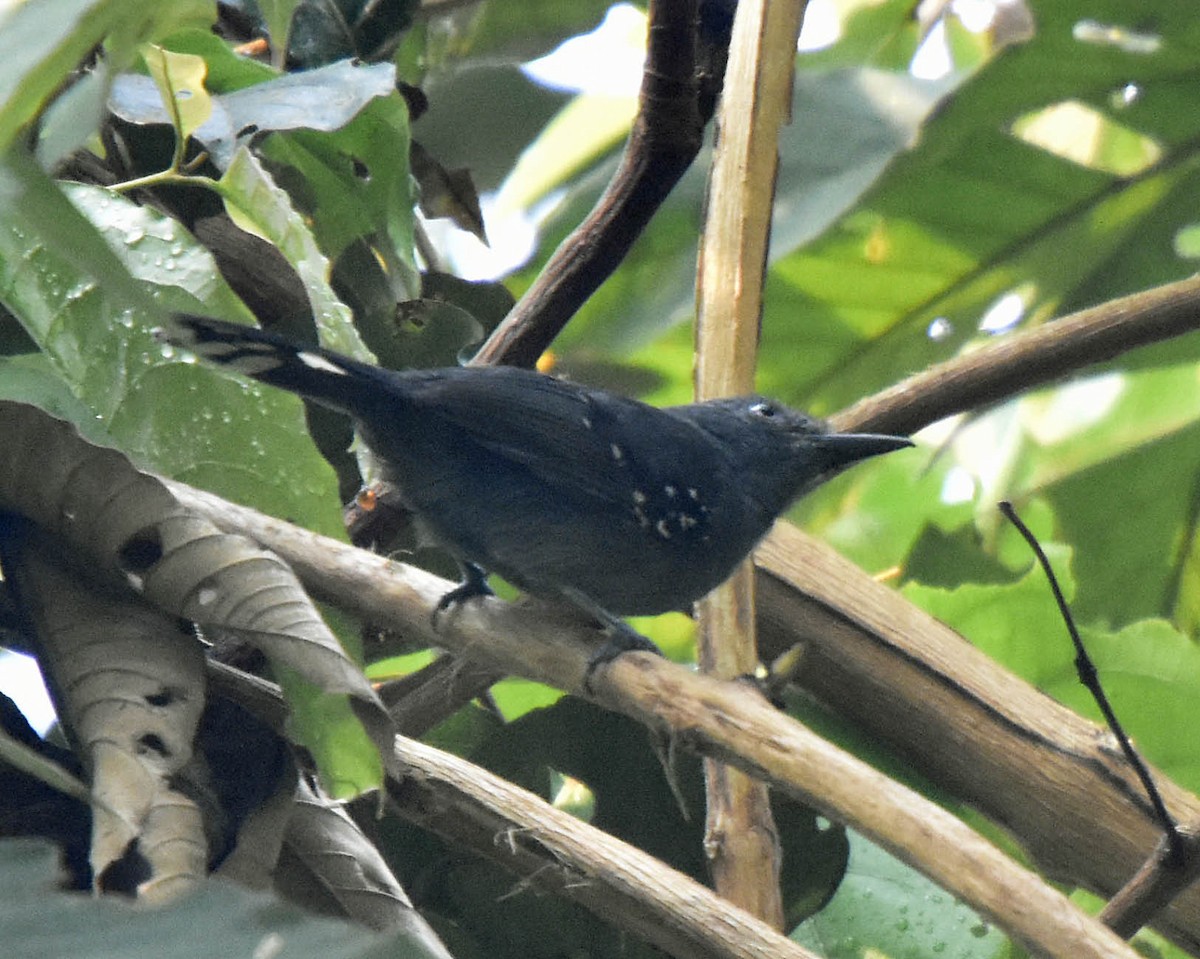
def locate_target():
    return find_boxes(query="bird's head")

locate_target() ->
[674,396,912,514]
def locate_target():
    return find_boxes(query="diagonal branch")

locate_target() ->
[471,0,717,368]
[831,273,1200,435]
[168,477,1143,959]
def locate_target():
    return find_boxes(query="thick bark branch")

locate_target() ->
[168,478,1142,959]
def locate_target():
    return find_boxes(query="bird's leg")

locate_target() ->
[559,588,663,687]
[432,561,495,625]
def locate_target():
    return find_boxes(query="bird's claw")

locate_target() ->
[431,562,494,628]
[582,622,663,692]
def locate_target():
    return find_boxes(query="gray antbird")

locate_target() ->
[160,314,911,665]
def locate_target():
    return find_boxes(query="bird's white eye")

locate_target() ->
[749,401,776,418]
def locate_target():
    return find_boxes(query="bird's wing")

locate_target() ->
[394,366,718,505]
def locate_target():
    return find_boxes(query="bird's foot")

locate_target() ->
[555,588,664,690]
[583,620,663,692]
[431,562,494,627]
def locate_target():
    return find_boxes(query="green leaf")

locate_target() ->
[0,839,443,959]
[109,58,399,169]
[903,548,1078,691]
[279,671,383,799]
[465,0,615,63]
[1044,619,1200,794]
[0,0,213,156]
[750,0,1200,414]
[0,150,153,316]
[258,90,418,301]
[258,0,303,69]
[141,43,212,141]
[903,557,1200,793]
[793,831,1008,958]
[0,168,345,540]
[0,355,99,434]
[217,146,367,356]
[519,66,952,365]
[794,444,968,575]
[158,26,277,91]
[1018,371,1200,628]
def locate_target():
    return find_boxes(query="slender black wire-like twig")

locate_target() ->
[998,501,1185,866]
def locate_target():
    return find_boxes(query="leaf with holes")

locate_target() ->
[1,523,208,897]
[0,401,393,799]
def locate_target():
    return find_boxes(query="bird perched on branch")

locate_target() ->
[159,313,911,666]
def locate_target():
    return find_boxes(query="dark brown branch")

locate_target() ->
[470,0,712,368]
[377,653,502,737]
[386,735,816,959]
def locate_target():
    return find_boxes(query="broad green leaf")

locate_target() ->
[158,26,277,91]
[0,165,344,540]
[748,0,1200,415]
[515,66,953,369]
[1039,416,1200,631]
[0,150,152,316]
[109,58,398,169]
[465,0,615,63]
[794,443,966,576]
[0,355,98,434]
[903,548,1079,691]
[217,146,367,356]
[798,0,926,72]
[279,672,383,799]
[942,360,1200,629]
[903,555,1200,792]
[279,603,382,798]
[793,830,1007,958]
[1044,619,1200,795]
[257,90,418,300]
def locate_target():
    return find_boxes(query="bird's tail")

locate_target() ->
[157,312,395,415]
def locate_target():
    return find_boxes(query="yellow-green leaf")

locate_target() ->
[142,43,211,141]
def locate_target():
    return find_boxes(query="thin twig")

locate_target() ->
[998,501,1184,865]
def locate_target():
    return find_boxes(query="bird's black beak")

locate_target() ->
[813,431,913,471]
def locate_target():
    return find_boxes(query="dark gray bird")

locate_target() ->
[160,314,911,663]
